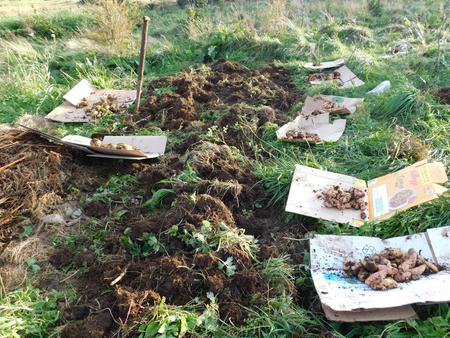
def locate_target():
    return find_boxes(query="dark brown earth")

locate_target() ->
[138,58,303,129]
[435,87,450,104]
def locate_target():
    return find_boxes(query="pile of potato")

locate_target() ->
[320,185,367,219]
[344,248,440,290]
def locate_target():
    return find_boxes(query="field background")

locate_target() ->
[0,0,449,337]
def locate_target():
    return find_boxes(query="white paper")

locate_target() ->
[310,227,450,313]
[63,79,97,106]
[367,81,391,95]
[304,59,345,70]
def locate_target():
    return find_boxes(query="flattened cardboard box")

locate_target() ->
[310,226,450,321]
[20,126,166,160]
[276,113,346,144]
[308,65,365,88]
[285,160,448,226]
[304,59,345,70]
[46,79,136,123]
[301,95,364,116]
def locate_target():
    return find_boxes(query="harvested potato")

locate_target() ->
[90,139,137,152]
[320,185,367,219]
[305,71,341,82]
[344,248,440,290]
[86,95,121,120]
[283,129,322,143]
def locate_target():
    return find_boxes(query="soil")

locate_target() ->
[138,58,303,129]
[0,60,317,337]
[434,87,450,104]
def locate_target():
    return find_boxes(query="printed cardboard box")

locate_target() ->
[304,59,345,70]
[310,226,450,321]
[20,125,166,160]
[285,160,448,226]
[276,113,346,144]
[46,79,136,123]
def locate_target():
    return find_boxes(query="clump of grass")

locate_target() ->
[85,0,140,54]
[375,85,428,122]
[337,24,372,45]
[0,287,60,338]
[136,294,220,338]
[234,294,324,337]
[262,255,296,294]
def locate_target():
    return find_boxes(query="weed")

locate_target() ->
[88,174,138,205]
[0,287,60,338]
[85,0,140,54]
[367,0,383,17]
[217,256,236,277]
[262,255,295,294]
[121,228,166,257]
[142,189,176,210]
[137,293,219,337]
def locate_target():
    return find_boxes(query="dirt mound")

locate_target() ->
[188,141,248,182]
[435,87,450,104]
[0,130,66,250]
[164,193,235,229]
[139,59,302,128]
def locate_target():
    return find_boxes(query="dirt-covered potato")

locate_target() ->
[344,248,440,290]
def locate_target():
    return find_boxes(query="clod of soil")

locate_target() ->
[138,59,302,128]
[389,125,428,161]
[60,311,113,338]
[434,87,450,104]
[344,248,440,290]
[83,200,109,218]
[320,185,367,219]
[188,141,248,182]
[164,193,235,229]
[115,286,161,316]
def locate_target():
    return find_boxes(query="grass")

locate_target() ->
[0,286,61,338]
[0,0,449,337]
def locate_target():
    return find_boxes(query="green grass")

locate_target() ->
[0,286,61,338]
[0,0,449,337]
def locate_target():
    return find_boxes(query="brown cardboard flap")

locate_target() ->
[367,161,448,221]
[322,304,418,322]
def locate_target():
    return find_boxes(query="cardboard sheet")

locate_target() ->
[304,59,345,70]
[46,80,136,123]
[63,79,96,106]
[310,227,450,315]
[301,95,364,116]
[308,65,364,88]
[276,114,346,144]
[20,125,166,160]
[285,165,368,226]
[285,161,447,225]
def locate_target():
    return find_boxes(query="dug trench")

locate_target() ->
[1,59,319,337]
